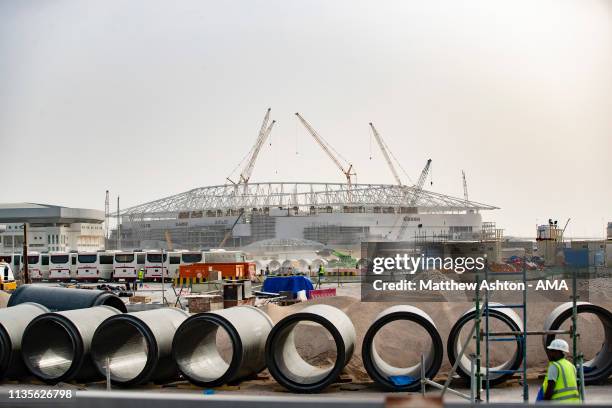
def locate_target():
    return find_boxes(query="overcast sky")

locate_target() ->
[1,0,610,238]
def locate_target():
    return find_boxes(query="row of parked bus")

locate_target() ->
[0,250,246,283]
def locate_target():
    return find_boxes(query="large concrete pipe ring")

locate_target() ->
[0,303,49,379]
[543,302,612,384]
[362,305,443,391]
[173,306,273,387]
[447,303,524,386]
[265,304,356,393]
[91,308,189,386]
[21,306,121,383]
[8,284,127,313]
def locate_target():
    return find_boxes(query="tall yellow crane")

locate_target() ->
[295,112,356,190]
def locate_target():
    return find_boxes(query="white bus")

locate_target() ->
[113,251,145,281]
[75,251,115,282]
[0,254,21,278]
[27,252,49,281]
[144,251,180,281]
[49,251,76,281]
[180,250,204,265]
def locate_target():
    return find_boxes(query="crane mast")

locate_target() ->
[294,112,356,188]
[239,108,275,184]
[462,170,469,207]
[409,159,432,206]
[369,122,402,186]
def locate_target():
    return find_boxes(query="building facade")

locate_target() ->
[0,203,105,253]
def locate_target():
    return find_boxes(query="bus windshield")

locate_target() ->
[181,253,202,263]
[51,255,69,264]
[27,255,39,264]
[115,254,134,263]
[146,253,167,263]
[78,254,97,264]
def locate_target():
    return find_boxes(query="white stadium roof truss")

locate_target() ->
[120,182,498,220]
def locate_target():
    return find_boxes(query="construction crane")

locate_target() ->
[295,113,356,188]
[218,209,245,248]
[369,122,402,186]
[238,108,276,185]
[409,159,432,206]
[462,170,469,209]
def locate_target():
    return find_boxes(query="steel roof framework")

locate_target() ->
[119,182,498,221]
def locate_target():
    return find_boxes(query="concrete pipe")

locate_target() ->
[173,306,273,387]
[362,305,443,391]
[8,284,127,313]
[91,308,190,386]
[543,302,612,384]
[447,303,524,386]
[0,303,49,379]
[265,304,356,393]
[21,306,121,383]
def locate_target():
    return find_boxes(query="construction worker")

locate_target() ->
[138,268,144,288]
[541,339,580,403]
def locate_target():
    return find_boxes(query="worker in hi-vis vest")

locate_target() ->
[138,268,144,288]
[542,339,581,403]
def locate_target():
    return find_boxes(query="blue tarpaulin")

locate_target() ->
[263,276,314,295]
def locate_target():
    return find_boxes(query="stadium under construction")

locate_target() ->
[111,110,500,251]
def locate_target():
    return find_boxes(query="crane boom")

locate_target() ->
[239,108,275,184]
[295,112,355,186]
[369,122,402,186]
[409,159,432,206]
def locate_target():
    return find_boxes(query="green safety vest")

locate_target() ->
[318,267,325,276]
[138,269,144,279]
[542,358,581,403]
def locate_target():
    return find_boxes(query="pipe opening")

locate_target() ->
[273,320,338,385]
[371,320,431,378]
[92,319,149,382]
[98,296,128,313]
[544,303,612,383]
[447,306,524,385]
[22,319,74,380]
[173,320,234,383]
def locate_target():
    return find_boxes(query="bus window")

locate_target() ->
[78,254,97,264]
[13,255,20,267]
[99,255,114,265]
[71,255,77,265]
[50,255,69,264]
[136,253,145,265]
[181,253,202,263]
[115,254,134,263]
[146,253,167,263]
[3,266,8,281]
[27,255,39,264]
[42,255,49,266]
[169,256,181,265]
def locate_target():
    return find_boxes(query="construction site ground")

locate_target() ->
[5,280,611,404]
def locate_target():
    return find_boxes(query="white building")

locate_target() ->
[0,203,105,253]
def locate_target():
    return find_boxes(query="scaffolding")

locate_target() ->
[421,258,585,403]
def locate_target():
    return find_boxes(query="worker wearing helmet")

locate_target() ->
[542,339,580,403]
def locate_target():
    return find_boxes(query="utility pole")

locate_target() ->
[22,223,29,284]
[116,196,121,250]
[104,190,110,241]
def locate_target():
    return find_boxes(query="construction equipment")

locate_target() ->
[295,113,356,189]
[218,208,245,247]
[368,123,402,186]
[462,170,469,208]
[227,108,276,187]
[409,159,432,206]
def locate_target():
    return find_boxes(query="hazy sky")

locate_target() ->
[1,0,611,238]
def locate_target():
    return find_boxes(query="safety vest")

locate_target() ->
[138,269,144,280]
[542,358,580,403]
[318,267,325,276]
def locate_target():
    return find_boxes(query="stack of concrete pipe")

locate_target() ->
[1,285,611,392]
